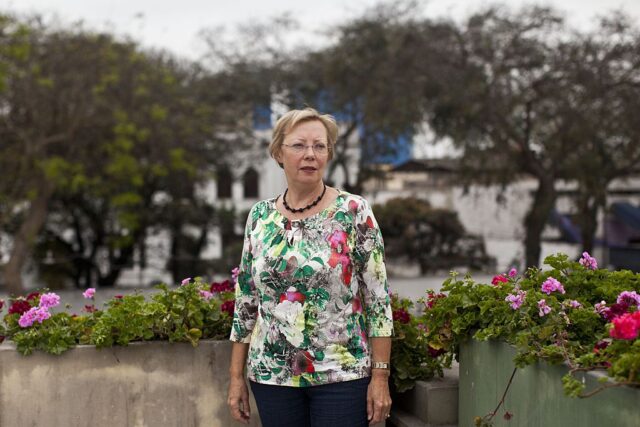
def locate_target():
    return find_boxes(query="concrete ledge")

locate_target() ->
[393,366,459,426]
[0,339,260,427]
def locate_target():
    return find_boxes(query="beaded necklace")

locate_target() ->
[282,183,327,213]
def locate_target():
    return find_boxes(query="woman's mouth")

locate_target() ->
[301,167,317,172]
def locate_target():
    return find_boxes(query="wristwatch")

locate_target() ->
[372,361,390,370]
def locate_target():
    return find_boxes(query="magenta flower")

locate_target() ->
[505,290,527,310]
[538,299,552,317]
[609,311,640,340]
[181,277,191,286]
[491,274,508,286]
[541,277,565,295]
[39,292,60,309]
[0,299,4,311]
[617,291,640,307]
[508,268,517,278]
[82,288,96,299]
[579,252,598,270]
[199,290,214,301]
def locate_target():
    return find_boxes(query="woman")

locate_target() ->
[227,108,393,426]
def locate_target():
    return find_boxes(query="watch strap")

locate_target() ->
[372,361,390,370]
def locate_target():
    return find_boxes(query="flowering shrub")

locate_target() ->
[423,252,640,400]
[390,291,452,392]
[0,275,236,356]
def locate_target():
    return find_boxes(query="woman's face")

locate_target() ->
[276,120,329,187]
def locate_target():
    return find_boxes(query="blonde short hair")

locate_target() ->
[269,108,339,168]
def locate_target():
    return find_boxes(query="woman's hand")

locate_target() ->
[367,372,392,425]
[227,375,251,424]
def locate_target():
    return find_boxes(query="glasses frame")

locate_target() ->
[282,142,330,156]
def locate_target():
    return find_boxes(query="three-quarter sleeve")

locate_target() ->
[354,198,394,337]
[229,206,259,343]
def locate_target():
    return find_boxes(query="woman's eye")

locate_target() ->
[293,143,305,149]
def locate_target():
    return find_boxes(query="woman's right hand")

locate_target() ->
[227,375,251,424]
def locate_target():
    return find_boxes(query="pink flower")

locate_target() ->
[428,346,445,358]
[491,274,508,286]
[0,299,4,311]
[18,308,37,327]
[617,291,640,307]
[33,307,51,323]
[594,301,608,314]
[181,278,191,286]
[199,290,214,301]
[425,291,446,309]
[18,307,51,327]
[84,304,97,313]
[579,252,598,270]
[538,299,552,317]
[569,300,582,309]
[609,312,640,340]
[508,268,518,278]
[231,267,240,283]
[39,292,60,309]
[210,280,234,294]
[221,300,235,316]
[541,277,565,295]
[505,290,527,310]
[26,292,40,301]
[392,308,411,324]
[9,299,32,315]
[602,303,630,321]
[82,288,96,299]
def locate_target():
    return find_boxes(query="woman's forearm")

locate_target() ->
[229,342,250,378]
[370,336,392,377]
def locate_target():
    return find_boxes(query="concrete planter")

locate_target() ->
[0,339,260,427]
[459,340,640,427]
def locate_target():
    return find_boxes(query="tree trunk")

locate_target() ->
[3,182,54,295]
[524,177,556,268]
[577,190,606,255]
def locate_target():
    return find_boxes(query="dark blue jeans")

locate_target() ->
[250,377,370,427]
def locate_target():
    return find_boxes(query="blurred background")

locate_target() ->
[1,0,640,298]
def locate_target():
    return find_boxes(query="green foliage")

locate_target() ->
[1,277,234,355]
[390,293,452,392]
[424,253,640,397]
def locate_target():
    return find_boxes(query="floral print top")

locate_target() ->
[230,190,393,387]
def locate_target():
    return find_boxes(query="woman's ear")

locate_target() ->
[274,150,283,166]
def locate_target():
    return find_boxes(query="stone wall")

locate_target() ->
[0,339,260,427]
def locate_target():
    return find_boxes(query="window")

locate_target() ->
[217,167,232,199]
[243,167,259,199]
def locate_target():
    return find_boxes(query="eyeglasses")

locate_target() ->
[282,143,329,155]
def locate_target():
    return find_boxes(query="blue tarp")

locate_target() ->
[612,203,640,231]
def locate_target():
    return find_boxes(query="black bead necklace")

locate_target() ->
[283,183,327,213]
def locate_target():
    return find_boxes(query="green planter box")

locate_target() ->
[459,340,640,427]
[0,339,261,427]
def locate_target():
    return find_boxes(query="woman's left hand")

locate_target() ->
[367,372,392,425]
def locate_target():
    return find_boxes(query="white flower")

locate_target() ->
[273,300,305,347]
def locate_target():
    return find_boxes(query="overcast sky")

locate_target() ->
[5,0,640,61]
